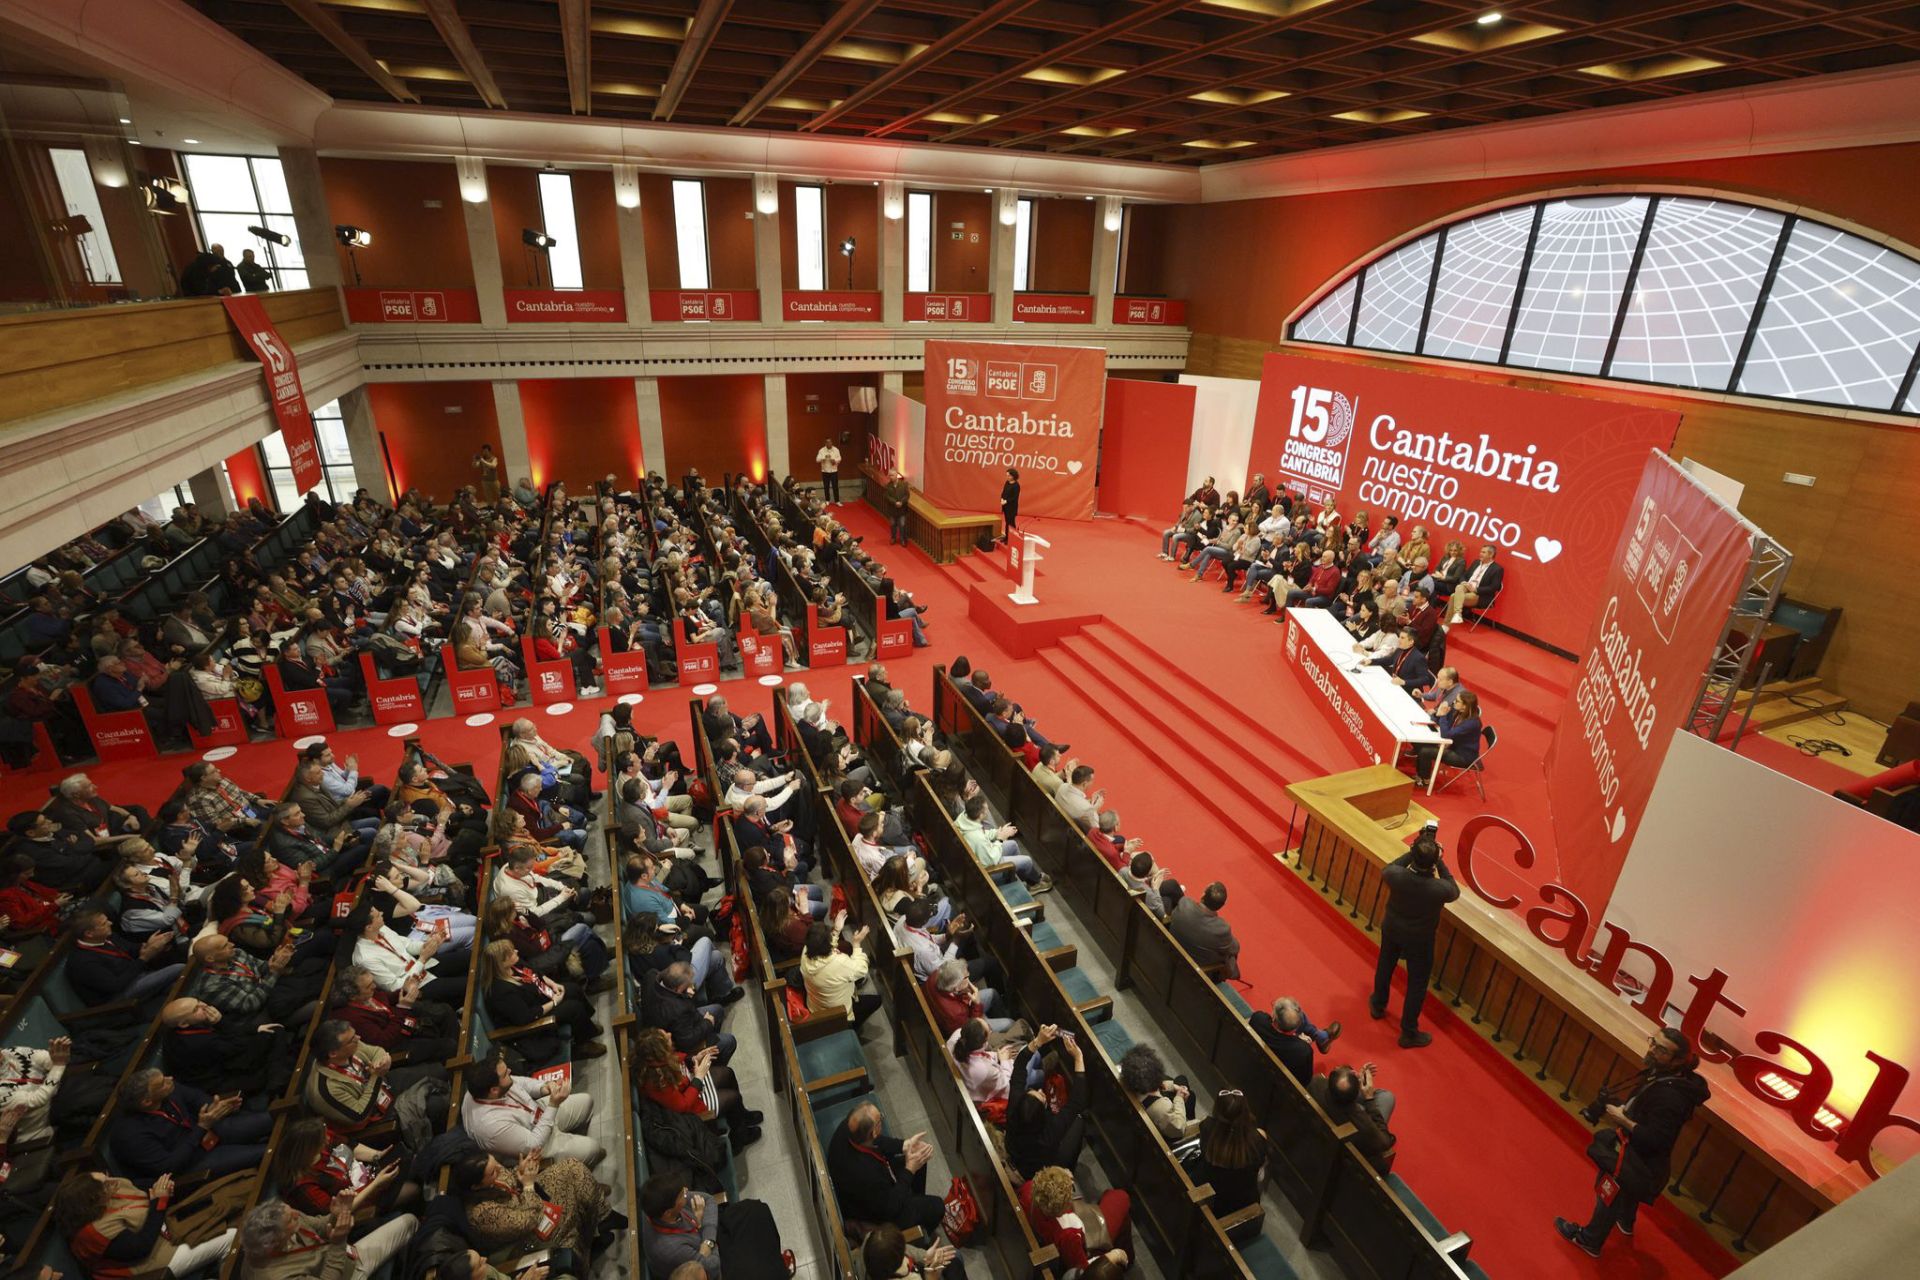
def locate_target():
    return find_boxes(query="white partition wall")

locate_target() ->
[1177,374,1260,497]
[1607,730,1920,1166]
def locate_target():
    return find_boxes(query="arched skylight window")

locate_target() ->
[1287,192,1920,418]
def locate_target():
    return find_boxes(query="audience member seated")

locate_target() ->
[1167,880,1242,979]
[47,773,149,837]
[1020,1164,1132,1275]
[448,1150,621,1259]
[302,1020,442,1135]
[265,1116,416,1226]
[1120,1044,1197,1142]
[632,1026,763,1153]
[1120,851,1170,920]
[1005,1026,1088,1181]
[56,1170,236,1278]
[237,1196,417,1280]
[482,938,606,1061]
[800,916,879,1028]
[353,905,467,1006]
[952,793,1050,892]
[1196,1089,1272,1218]
[159,997,292,1100]
[328,963,459,1066]
[462,1050,603,1166]
[759,890,809,964]
[110,1066,273,1181]
[1053,765,1103,831]
[1412,690,1484,777]
[861,1222,961,1280]
[639,1171,791,1279]
[0,1038,70,1190]
[1444,544,1504,623]
[624,911,738,1009]
[826,1102,944,1237]
[1310,1063,1397,1174]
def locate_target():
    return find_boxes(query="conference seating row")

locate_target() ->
[889,669,1494,1280]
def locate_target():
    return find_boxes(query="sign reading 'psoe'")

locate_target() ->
[650,291,762,322]
[905,293,990,322]
[1543,452,1755,923]
[921,340,1107,521]
[1248,353,1681,653]
[343,288,484,324]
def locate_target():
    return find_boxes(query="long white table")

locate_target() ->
[1281,607,1444,777]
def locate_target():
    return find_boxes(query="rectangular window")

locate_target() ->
[906,192,933,293]
[258,399,354,509]
[671,179,711,289]
[47,147,121,284]
[181,154,309,290]
[794,184,827,291]
[1013,198,1035,292]
[536,172,585,290]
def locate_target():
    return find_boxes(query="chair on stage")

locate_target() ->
[1430,724,1497,799]
[1465,589,1502,632]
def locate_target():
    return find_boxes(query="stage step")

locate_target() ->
[1075,620,1327,784]
[1729,676,1825,712]
[1441,623,1574,701]
[1036,639,1295,854]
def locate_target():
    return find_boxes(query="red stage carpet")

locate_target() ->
[4,502,1746,1280]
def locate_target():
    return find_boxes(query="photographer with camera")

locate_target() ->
[1368,827,1458,1049]
[1555,1027,1710,1257]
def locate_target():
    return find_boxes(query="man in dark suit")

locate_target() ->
[826,1102,943,1235]
[158,996,292,1099]
[1369,833,1459,1048]
[1168,881,1242,979]
[66,908,182,1006]
[1378,629,1434,693]
[109,1067,273,1180]
[1446,544,1505,623]
[861,663,894,707]
[1310,1065,1397,1173]
[1248,1000,1316,1086]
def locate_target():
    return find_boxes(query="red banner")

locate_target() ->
[784,291,881,322]
[905,293,990,322]
[650,291,760,322]
[1248,353,1680,653]
[1543,452,1754,923]
[1012,294,1095,323]
[506,289,625,323]
[343,288,482,324]
[921,340,1106,521]
[1112,296,1187,326]
[222,295,321,495]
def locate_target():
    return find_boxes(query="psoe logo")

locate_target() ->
[983,361,1022,398]
[1278,384,1356,492]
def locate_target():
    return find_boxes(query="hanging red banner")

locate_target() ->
[222,295,322,495]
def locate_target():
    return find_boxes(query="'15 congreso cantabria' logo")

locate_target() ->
[1278,383,1356,504]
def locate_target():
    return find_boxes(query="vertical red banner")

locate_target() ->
[1543,452,1756,923]
[921,340,1106,520]
[223,296,322,495]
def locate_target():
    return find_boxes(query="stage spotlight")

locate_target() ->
[248,225,292,247]
[335,225,372,248]
[523,228,558,250]
[839,236,856,257]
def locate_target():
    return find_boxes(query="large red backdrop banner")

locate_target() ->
[1544,451,1756,925]
[921,340,1107,520]
[222,296,322,495]
[1247,353,1681,653]
[1097,379,1196,521]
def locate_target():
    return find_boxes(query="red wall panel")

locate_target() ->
[519,377,641,489]
[223,444,270,509]
[1096,379,1196,522]
[705,178,758,290]
[319,158,473,289]
[658,375,767,482]
[488,165,546,289]
[570,169,623,290]
[364,381,502,504]
[639,175,680,287]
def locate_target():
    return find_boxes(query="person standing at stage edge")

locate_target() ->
[1001,468,1021,543]
[817,439,842,504]
[1556,1027,1709,1258]
[1369,830,1458,1049]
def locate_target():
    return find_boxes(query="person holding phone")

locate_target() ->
[267,1116,416,1227]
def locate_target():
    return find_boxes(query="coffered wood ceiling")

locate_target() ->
[188,0,1920,165]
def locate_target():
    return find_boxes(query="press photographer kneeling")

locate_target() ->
[1555,1026,1710,1257]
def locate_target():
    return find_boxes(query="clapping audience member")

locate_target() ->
[1311,1062,1397,1173]
[827,1102,944,1237]
[461,1051,603,1167]
[109,1067,272,1181]
[1021,1165,1132,1275]
[801,915,880,1028]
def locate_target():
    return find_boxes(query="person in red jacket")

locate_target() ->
[1282,550,1345,615]
[1021,1165,1131,1273]
[0,852,67,939]
[631,1026,763,1151]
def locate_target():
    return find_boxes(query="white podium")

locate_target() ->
[1008,533,1049,606]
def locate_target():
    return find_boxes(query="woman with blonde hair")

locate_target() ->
[482,938,603,1060]
[1021,1165,1131,1273]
